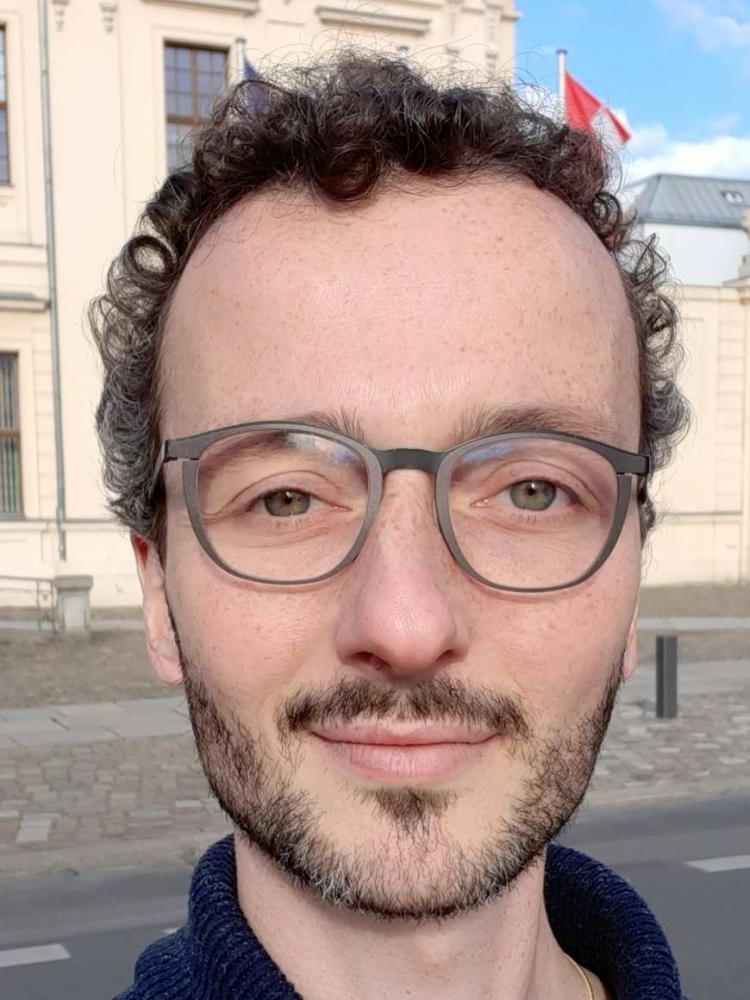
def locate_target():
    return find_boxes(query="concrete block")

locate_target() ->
[9,729,115,748]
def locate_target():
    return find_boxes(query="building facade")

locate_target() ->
[626,173,750,286]
[626,173,750,587]
[0,0,518,606]
[645,282,750,586]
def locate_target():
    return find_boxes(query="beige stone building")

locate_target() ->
[0,0,518,607]
[1,0,748,611]
[646,280,750,587]
[627,175,750,589]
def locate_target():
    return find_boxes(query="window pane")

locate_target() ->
[196,92,215,119]
[164,44,227,170]
[0,26,7,181]
[195,49,213,73]
[0,108,9,183]
[0,437,21,513]
[165,90,179,117]
[166,121,193,171]
[196,69,214,95]
[0,352,17,429]
[0,354,21,515]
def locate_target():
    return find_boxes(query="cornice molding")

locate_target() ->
[494,1,521,22]
[315,5,430,35]
[140,0,259,13]
[0,292,49,313]
[100,0,118,31]
[51,0,70,31]
[374,0,442,8]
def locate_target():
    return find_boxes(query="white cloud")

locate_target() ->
[655,0,750,65]
[710,110,742,131]
[515,79,750,184]
[623,123,750,181]
[627,123,671,157]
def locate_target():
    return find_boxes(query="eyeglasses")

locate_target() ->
[148,421,649,593]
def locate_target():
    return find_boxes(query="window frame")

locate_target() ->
[0,351,23,517]
[0,24,10,185]
[163,42,228,173]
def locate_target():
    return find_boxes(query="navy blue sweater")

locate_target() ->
[115,836,687,999]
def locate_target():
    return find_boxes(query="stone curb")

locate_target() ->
[3,778,749,878]
[0,828,228,878]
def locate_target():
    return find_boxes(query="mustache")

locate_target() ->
[278,676,531,740]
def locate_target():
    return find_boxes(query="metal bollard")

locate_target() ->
[656,635,678,719]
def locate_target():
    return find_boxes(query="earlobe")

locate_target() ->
[131,532,183,687]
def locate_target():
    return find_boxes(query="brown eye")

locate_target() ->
[509,480,557,511]
[262,490,311,516]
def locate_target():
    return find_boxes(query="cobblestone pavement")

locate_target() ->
[1,620,748,710]
[1,586,747,874]
[1,654,749,876]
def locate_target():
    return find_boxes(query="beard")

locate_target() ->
[169,604,622,923]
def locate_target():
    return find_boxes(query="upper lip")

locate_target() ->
[309,725,497,746]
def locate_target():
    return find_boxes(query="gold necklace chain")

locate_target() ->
[565,953,595,1000]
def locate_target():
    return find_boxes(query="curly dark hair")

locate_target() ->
[90,52,689,560]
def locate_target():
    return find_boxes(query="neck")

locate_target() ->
[235,835,602,1000]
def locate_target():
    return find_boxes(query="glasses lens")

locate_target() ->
[196,429,370,582]
[446,436,619,590]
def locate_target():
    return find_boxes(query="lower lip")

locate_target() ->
[314,736,497,782]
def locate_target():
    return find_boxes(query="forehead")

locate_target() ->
[161,177,639,448]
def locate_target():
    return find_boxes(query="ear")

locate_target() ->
[621,599,640,682]
[131,532,183,686]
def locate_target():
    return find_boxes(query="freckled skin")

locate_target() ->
[135,177,639,1000]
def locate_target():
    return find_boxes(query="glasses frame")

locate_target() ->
[148,420,650,593]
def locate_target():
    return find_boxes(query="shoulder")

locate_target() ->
[112,927,190,999]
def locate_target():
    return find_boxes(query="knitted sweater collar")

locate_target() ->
[126,835,686,999]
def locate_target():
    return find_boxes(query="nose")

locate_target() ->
[333,475,470,679]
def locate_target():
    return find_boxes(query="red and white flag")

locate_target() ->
[564,71,631,146]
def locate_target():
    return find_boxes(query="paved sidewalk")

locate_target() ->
[2,615,748,634]
[1,655,749,875]
[638,616,750,630]
[0,617,145,633]
[0,696,190,748]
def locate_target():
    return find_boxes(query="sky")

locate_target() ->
[515,0,750,183]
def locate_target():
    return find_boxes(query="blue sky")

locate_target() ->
[515,0,750,181]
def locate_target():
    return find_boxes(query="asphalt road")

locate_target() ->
[0,793,748,1000]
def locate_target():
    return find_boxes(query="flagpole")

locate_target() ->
[557,48,567,117]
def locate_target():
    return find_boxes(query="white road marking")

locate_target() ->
[0,944,70,969]
[687,854,750,873]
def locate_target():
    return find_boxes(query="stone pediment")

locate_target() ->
[140,0,260,15]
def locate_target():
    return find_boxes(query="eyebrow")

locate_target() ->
[282,404,624,448]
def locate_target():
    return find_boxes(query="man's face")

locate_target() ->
[138,177,642,919]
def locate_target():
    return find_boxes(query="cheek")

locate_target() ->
[168,550,339,720]
[488,523,640,720]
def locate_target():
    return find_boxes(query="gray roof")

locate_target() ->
[625,173,750,228]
